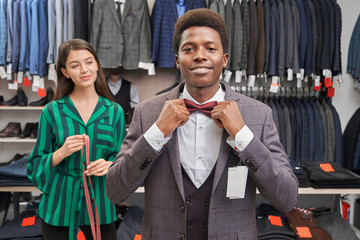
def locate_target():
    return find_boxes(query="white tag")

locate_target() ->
[220,72,223,80]
[323,69,328,77]
[314,75,320,87]
[33,75,40,87]
[242,69,247,81]
[248,75,255,87]
[337,74,343,85]
[304,76,308,83]
[32,83,38,92]
[287,68,293,81]
[297,78,302,88]
[25,71,33,81]
[39,77,45,89]
[8,81,18,90]
[0,66,7,78]
[296,73,302,80]
[226,166,248,199]
[235,70,242,83]
[6,64,12,80]
[272,76,279,84]
[269,82,279,93]
[223,70,232,83]
[300,68,305,80]
[48,64,56,81]
[17,71,24,83]
[148,63,155,75]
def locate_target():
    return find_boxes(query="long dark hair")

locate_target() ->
[53,39,113,101]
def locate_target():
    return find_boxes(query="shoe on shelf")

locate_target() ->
[30,122,39,139]
[0,153,27,167]
[29,87,54,106]
[19,123,36,138]
[0,122,22,137]
[17,88,28,106]
[0,88,28,106]
[0,96,3,103]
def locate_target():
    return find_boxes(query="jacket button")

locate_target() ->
[185,198,191,205]
[180,205,185,212]
[186,220,191,226]
[139,164,145,169]
[180,234,185,240]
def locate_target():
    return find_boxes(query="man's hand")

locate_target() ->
[156,99,190,137]
[211,101,245,138]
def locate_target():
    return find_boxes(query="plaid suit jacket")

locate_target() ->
[90,0,152,69]
[106,82,298,240]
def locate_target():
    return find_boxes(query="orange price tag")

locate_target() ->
[134,234,142,240]
[21,216,36,227]
[313,82,321,91]
[77,231,86,240]
[23,77,31,87]
[320,163,335,172]
[38,88,46,97]
[296,227,312,238]
[269,215,283,226]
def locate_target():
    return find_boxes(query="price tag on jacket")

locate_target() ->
[0,66,7,78]
[226,166,248,199]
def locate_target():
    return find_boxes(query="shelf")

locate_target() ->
[0,138,36,143]
[0,106,44,110]
[1,186,360,195]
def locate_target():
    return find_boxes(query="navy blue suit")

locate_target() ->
[151,0,206,68]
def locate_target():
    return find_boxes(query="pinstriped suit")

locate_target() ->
[240,0,249,70]
[91,0,152,69]
[0,0,6,65]
[106,82,298,240]
[230,0,243,71]
[27,96,126,240]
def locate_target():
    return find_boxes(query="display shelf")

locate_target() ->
[0,106,44,110]
[0,138,36,143]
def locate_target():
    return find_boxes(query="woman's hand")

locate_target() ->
[52,135,85,167]
[85,158,113,176]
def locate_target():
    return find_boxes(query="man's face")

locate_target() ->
[175,26,228,90]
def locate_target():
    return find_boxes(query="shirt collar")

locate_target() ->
[114,0,125,3]
[182,84,225,104]
[107,78,122,88]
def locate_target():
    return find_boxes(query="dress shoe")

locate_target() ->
[19,123,35,138]
[0,96,3,103]
[17,88,28,106]
[30,122,39,138]
[0,153,27,167]
[0,122,22,137]
[0,94,18,106]
[29,87,54,106]
[0,88,28,106]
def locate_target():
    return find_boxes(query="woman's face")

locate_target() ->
[61,49,99,89]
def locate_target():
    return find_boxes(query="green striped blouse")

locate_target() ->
[27,95,126,238]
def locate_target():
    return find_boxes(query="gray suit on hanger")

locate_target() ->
[90,0,152,69]
[231,0,243,71]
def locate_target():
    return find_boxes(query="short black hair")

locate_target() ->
[173,8,228,55]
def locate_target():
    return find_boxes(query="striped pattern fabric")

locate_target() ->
[27,96,126,230]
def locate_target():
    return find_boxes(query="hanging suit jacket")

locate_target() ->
[151,0,206,68]
[90,0,152,69]
[106,82,298,240]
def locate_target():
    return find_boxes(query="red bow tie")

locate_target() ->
[183,98,217,118]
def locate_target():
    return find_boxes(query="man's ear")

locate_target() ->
[175,55,180,69]
[61,68,70,78]
[223,53,229,68]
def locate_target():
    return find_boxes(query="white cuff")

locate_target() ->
[144,122,171,152]
[226,125,254,152]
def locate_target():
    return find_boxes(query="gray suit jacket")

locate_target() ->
[90,0,152,69]
[106,82,298,240]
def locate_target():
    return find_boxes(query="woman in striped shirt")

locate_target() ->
[27,39,126,240]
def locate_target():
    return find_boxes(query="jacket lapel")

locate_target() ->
[109,0,121,29]
[86,97,110,126]
[121,0,131,27]
[211,83,241,194]
[60,96,85,127]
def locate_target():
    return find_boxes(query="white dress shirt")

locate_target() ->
[107,78,139,108]
[144,84,254,188]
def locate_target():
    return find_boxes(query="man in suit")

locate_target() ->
[106,8,298,240]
